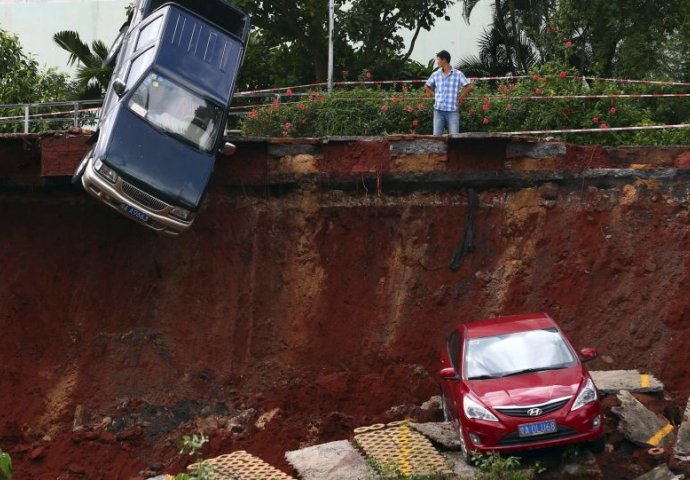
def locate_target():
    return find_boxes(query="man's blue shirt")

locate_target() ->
[426,68,470,112]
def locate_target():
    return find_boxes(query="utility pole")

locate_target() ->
[328,0,335,92]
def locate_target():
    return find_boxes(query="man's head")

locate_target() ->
[436,50,451,68]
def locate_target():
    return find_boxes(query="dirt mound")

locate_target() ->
[2,163,690,478]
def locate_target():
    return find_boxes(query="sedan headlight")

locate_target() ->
[464,395,498,422]
[170,206,192,221]
[94,158,118,183]
[571,377,597,411]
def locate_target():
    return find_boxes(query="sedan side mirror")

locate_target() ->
[220,142,237,156]
[580,347,599,362]
[113,78,127,97]
[439,367,460,381]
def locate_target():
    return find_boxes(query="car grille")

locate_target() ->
[497,426,578,446]
[120,181,167,211]
[494,397,571,418]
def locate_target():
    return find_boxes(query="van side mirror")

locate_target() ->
[580,348,599,362]
[439,367,460,381]
[220,142,237,156]
[113,78,127,97]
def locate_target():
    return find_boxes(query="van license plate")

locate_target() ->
[518,419,557,437]
[120,203,149,222]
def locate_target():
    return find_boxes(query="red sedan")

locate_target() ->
[439,313,604,462]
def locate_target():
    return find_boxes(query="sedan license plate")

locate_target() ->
[120,203,149,223]
[518,419,557,438]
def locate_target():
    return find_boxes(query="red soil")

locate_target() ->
[2,154,690,478]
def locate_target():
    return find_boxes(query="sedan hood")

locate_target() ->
[103,106,215,209]
[469,367,585,408]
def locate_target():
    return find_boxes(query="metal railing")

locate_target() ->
[0,100,104,133]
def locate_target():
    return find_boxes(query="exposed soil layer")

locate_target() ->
[2,138,690,479]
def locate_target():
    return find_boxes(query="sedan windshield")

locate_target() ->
[465,328,576,379]
[128,72,223,153]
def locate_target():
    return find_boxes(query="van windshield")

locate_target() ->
[465,327,576,379]
[128,72,223,153]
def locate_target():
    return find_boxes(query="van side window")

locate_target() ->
[448,330,462,373]
[136,16,163,51]
[126,47,155,88]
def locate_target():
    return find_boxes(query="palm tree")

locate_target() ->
[53,31,113,99]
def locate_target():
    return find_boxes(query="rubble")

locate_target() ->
[634,464,684,480]
[285,440,367,480]
[591,370,664,394]
[409,422,462,449]
[612,390,675,447]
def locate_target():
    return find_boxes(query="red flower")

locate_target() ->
[535,88,543,95]
[381,104,389,112]
[482,117,490,125]
[402,85,409,93]
[286,88,293,96]
[412,119,419,126]
[600,123,609,129]
[565,41,573,48]
[249,109,258,120]
[533,73,540,80]
[406,106,414,113]
[392,96,399,103]
[284,120,292,128]
[559,71,567,79]
[281,130,289,136]
[417,103,425,110]
[609,107,617,115]
[592,116,600,124]
[299,103,306,110]
[365,71,372,79]
[482,103,490,111]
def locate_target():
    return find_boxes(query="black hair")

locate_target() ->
[436,50,451,63]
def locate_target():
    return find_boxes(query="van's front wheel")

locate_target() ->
[72,148,92,186]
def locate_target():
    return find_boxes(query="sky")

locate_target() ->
[0,0,493,78]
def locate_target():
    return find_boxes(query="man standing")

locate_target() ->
[424,50,474,135]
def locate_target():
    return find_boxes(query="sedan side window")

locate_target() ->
[447,330,462,373]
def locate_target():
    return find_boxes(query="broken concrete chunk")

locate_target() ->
[389,139,447,155]
[591,370,664,394]
[612,390,674,448]
[634,464,683,480]
[440,451,477,478]
[285,440,367,480]
[409,422,461,449]
[674,398,690,460]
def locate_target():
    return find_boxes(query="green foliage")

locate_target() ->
[174,433,213,480]
[0,449,12,480]
[472,452,544,480]
[233,0,454,88]
[365,457,452,480]
[52,30,113,98]
[240,67,690,145]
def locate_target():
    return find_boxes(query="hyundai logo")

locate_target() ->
[527,408,543,417]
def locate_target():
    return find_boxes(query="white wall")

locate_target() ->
[400,0,492,67]
[0,0,130,73]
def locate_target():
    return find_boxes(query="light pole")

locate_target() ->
[327,0,335,92]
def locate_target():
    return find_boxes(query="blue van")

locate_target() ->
[74,0,250,236]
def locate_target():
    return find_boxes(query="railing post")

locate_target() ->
[24,104,29,133]
[73,102,80,128]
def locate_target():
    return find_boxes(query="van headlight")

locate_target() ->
[170,206,192,221]
[464,395,498,422]
[94,158,118,183]
[571,378,597,411]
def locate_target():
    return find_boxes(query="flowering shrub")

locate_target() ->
[240,66,690,145]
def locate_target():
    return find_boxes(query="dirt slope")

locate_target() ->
[2,170,690,478]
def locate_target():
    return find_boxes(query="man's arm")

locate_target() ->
[424,85,435,97]
[457,83,474,106]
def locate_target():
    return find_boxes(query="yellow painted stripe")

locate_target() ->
[399,422,411,475]
[646,423,674,447]
[640,374,650,388]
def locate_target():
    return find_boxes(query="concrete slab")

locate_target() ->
[634,464,682,480]
[611,390,675,448]
[285,440,367,480]
[409,422,462,450]
[591,370,664,394]
[674,398,690,461]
